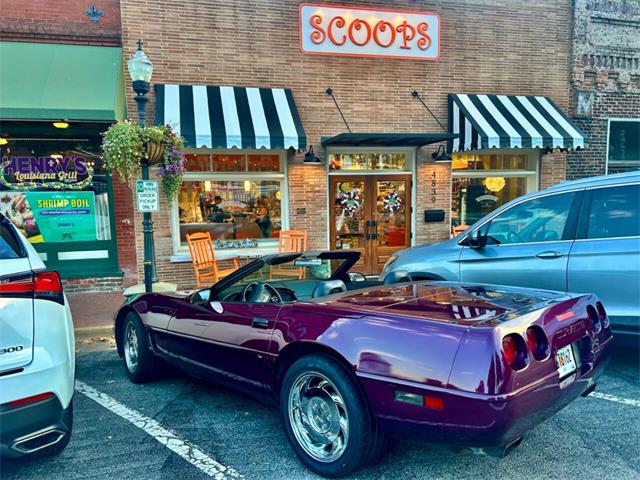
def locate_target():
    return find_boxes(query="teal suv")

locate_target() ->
[382,171,640,344]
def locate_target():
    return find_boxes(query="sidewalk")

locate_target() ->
[67,291,123,339]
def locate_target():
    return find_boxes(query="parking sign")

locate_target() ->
[136,180,159,212]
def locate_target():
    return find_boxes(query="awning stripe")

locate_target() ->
[537,96,585,149]
[260,88,285,149]
[246,87,271,149]
[154,84,306,150]
[206,86,226,148]
[192,86,212,148]
[220,86,242,149]
[233,87,256,150]
[449,93,586,152]
[164,84,181,137]
[179,85,196,148]
[284,89,307,151]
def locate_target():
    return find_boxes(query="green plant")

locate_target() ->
[101,121,143,183]
[102,122,186,201]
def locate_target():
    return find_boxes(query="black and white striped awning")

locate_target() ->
[449,94,586,152]
[154,85,306,150]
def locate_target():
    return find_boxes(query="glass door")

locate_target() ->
[330,175,411,275]
[370,176,411,273]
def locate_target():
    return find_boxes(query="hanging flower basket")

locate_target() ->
[101,122,185,201]
[144,141,165,165]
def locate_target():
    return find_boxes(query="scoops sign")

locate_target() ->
[299,4,440,60]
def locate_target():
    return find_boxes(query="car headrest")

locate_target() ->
[383,270,412,285]
[312,280,347,298]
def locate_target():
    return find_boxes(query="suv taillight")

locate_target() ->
[0,271,63,304]
[33,271,64,304]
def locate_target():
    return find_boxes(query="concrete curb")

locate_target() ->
[75,325,114,340]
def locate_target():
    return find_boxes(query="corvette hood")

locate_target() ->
[313,282,566,326]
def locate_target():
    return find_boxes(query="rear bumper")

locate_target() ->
[359,337,612,449]
[0,394,72,458]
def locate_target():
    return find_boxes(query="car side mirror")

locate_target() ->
[348,272,367,282]
[468,229,488,249]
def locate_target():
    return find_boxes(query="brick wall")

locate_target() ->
[540,152,567,190]
[111,172,138,285]
[568,0,640,179]
[63,276,124,293]
[120,0,574,288]
[0,0,121,45]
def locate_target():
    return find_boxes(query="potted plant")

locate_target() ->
[102,122,185,201]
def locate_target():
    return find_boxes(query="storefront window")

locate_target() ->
[451,151,537,232]
[1,142,112,244]
[178,180,282,244]
[178,151,285,248]
[607,120,640,174]
[329,152,407,171]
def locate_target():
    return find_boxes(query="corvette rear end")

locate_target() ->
[348,284,612,454]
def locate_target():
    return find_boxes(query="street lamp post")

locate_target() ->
[127,40,157,293]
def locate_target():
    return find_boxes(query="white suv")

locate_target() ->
[0,212,74,458]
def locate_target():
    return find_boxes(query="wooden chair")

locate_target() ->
[271,229,307,279]
[186,232,239,287]
[451,224,469,238]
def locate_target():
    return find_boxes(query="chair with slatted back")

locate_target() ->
[271,229,308,280]
[186,232,239,287]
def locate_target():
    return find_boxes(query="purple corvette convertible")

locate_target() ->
[115,250,612,477]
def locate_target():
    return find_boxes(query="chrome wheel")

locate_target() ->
[288,371,349,463]
[124,322,139,372]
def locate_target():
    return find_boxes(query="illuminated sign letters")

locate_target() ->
[299,3,440,60]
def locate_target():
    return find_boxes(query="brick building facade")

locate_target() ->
[117,0,579,290]
[0,0,138,290]
[567,0,640,179]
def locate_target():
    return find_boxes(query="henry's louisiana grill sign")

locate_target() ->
[299,4,440,60]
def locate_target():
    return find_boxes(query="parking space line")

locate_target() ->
[591,392,640,408]
[75,381,243,480]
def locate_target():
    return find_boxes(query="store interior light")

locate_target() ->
[204,180,211,192]
[53,121,69,129]
[244,180,252,192]
[0,138,8,145]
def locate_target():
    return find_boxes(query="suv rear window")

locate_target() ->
[0,216,25,259]
[587,184,640,239]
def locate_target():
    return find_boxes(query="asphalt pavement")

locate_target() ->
[2,343,639,480]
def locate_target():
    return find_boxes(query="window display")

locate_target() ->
[177,152,285,248]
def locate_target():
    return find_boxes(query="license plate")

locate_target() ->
[556,344,577,378]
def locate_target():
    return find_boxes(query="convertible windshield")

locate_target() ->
[209,253,355,303]
[249,256,346,283]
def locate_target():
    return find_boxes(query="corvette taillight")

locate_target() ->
[526,326,550,360]
[502,334,527,370]
[587,305,601,334]
[595,302,609,329]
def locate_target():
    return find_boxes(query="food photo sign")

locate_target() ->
[0,154,98,243]
[299,4,440,60]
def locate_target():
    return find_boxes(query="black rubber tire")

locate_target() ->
[25,400,73,460]
[280,354,382,478]
[121,313,157,383]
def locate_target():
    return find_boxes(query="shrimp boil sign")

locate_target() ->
[299,4,440,60]
[0,191,96,243]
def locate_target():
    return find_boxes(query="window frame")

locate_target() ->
[576,183,640,241]
[170,148,289,259]
[606,118,640,174]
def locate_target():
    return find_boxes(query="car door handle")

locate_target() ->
[536,251,564,259]
[252,317,270,329]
